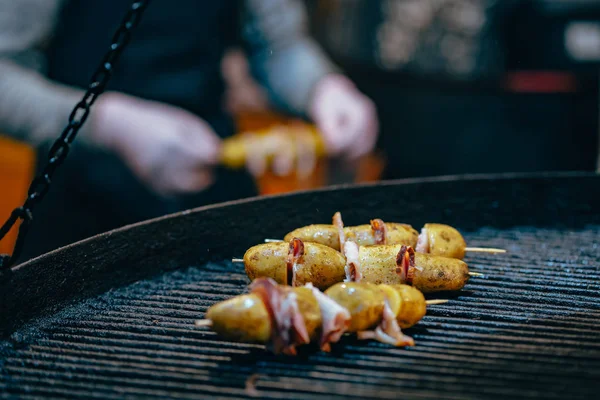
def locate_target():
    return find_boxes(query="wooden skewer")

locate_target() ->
[237,258,484,279]
[468,272,485,277]
[465,247,506,254]
[194,298,448,328]
[425,299,449,305]
[265,239,506,254]
[236,259,486,278]
[195,319,213,327]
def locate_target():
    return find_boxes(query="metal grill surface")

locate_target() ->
[1,225,599,399]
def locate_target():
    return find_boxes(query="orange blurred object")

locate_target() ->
[0,135,35,255]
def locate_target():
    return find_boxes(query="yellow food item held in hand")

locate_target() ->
[220,125,326,169]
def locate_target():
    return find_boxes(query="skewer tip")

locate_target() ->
[194,319,213,328]
[468,272,485,277]
[232,258,244,263]
[465,247,506,254]
[264,239,284,243]
[426,299,449,305]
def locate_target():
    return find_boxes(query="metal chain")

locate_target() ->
[0,0,151,272]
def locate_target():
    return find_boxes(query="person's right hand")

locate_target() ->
[90,92,222,196]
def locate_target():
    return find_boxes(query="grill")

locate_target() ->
[1,173,600,399]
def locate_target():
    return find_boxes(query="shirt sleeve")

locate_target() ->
[0,0,87,146]
[241,0,341,116]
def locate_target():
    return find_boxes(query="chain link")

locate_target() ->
[0,0,151,271]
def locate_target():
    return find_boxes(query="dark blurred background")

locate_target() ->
[302,0,600,178]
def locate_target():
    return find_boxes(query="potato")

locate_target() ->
[325,282,384,332]
[417,223,467,259]
[284,222,419,251]
[412,253,469,293]
[357,245,403,285]
[358,245,470,293]
[378,284,402,317]
[292,287,322,341]
[284,224,340,250]
[345,223,419,247]
[206,294,271,343]
[243,242,346,291]
[391,284,426,329]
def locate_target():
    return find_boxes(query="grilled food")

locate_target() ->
[282,212,502,260]
[284,221,419,251]
[348,243,469,293]
[284,212,418,251]
[220,125,325,169]
[243,238,471,293]
[200,278,432,354]
[244,240,346,291]
[415,223,467,259]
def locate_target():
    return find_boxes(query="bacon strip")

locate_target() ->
[396,245,416,285]
[286,238,305,287]
[356,301,414,347]
[332,211,346,250]
[415,227,430,253]
[306,283,351,352]
[332,211,362,282]
[343,241,362,282]
[250,278,310,355]
[370,219,387,245]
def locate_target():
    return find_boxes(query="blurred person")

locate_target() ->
[0,0,379,260]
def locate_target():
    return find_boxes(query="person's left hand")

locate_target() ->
[309,74,379,160]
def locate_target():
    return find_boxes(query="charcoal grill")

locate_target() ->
[1,172,600,399]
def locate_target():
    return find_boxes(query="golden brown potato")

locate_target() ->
[412,253,470,293]
[374,284,427,329]
[283,222,419,251]
[345,223,419,247]
[357,245,469,293]
[377,284,402,317]
[244,242,289,284]
[284,224,340,250]
[324,282,384,332]
[357,244,404,285]
[292,287,322,341]
[206,294,271,343]
[391,284,427,329]
[243,242,346,291]
[417,223,467,259]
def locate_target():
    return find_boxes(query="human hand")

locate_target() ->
[90,92,222,196]
[309,74,379,160]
